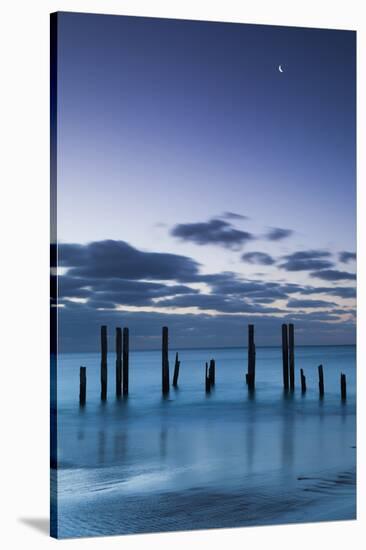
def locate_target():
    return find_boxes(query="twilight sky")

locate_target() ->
[54,12,356,351]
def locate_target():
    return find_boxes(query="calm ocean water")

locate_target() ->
[53,346,356,538]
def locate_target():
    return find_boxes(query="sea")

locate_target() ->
[52,345,356,538]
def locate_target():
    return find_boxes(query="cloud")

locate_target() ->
[300,286,356,299]
[287,299,337,309]
[339,251,356,263]
[310,269,356,281]
[171,218,254,249]
[59,240,200,282]
[54,239,356,351]
[59,276,199,308]
[57,301,356,353]
[221,211,248,220]
[279,250,333,271]
[241,251,275,265]
[265,227,293,241]
[156,293,283,314]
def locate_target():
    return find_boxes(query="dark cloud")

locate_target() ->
[221,211,248,220]
[287,299,337,309]
[300,286,356,299]
[241,251,275,265]
[156,293,283,314]
[57,302,355,353]
[171,218,254,249]
[265,227,293,241]
[54,239,356,351]
[310,269,356,281]
[59,240,200,282]
[279,250,333,271]
[339,251,356,263]
[58,275,198,308]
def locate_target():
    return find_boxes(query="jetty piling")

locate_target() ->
[300,368,306,393]
[209,359,216,386]
[101,325,108,400]
[122,327,129,396]
[79,366,86,406]
[172,352,180,387]
[162,326,170,394]
[282,324,289,391]
[289,323,295,391]
[318,364,324,397]
[247,324,256,390]
[116,327,122,397]
[341,373,347,400]
[205,362,211,393]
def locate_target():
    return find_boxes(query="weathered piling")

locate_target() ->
[122,327,129,396]
[205,362,211,393]
[318,364,324,397]
[162,326,170,394]
[101,325,108,400]
[247,324,256,390]
[282,324,289,391]
[116,327,122,397]
[209,358,216,386]
[300,368,306,393]
[289,323,295,391]
[172,352,180,388]
[341,373,347,400]
[79,366,86,406]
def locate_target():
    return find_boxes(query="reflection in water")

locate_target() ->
[98,431,106,465]
[114,432,127,461]
[160,428,167,459]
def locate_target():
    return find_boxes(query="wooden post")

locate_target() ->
[318,364,324,397]
[122,327,129,396]
[247,324,256,390]
[116,327,122,397]
[289,323,295,391]
[205,362,211,393]
[172,352,180,387]
[162,326,169,394]
[300,368,306,393]
[79,366,86,406]
[341,373,347,400]
[101,325,107,400]
[209,359,216,386]
[282,324,289,391]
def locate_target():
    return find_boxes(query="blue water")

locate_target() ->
[53,346,356,538]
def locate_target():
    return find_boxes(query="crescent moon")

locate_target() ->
[278,65,284,73]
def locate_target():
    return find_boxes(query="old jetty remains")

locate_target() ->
[79,366,86,406]
[77,323,350,404]
[100,325,107,401]
[246,324,256,390]
[162,326,170,394]
[172,352,180,387]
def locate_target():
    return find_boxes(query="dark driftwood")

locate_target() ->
[116,327,122,397]
[122,327,129,396]
[162,326,169,394]
[318,364,324,397]
[289,323,295,391]
[282,324,289,391]
[341,373,347,400]
[205,362,211,393]
[101,325,108,400]
[79,366,86,406]
[172,352,180,387]
[247,324,256,390]
[300,368,306,393]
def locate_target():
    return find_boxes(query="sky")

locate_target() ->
[53,12,356,352]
